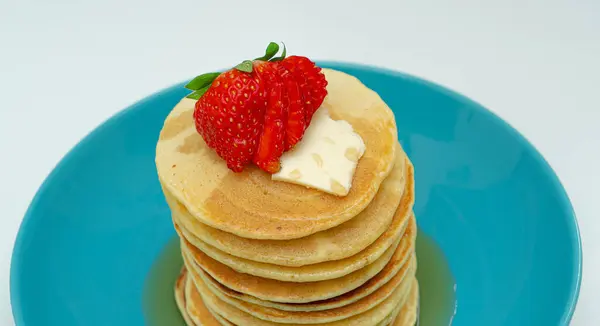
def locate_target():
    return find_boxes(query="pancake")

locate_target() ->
[180,216,416,304]
[155,68,398,240]
[392,279,419,326]
[378,301,404,326]
[189,262,413,326]
[179,225,401,282]
[182,234,398,304]
[207,308,234,326]
[165,148,411,267]
[205,308,234,326]
[175,169,412,283]
[178,267,417,326]
[174,268,197,326]
[176,268,217,326]
[205,301,236,326]
[194,255,416,324]
[184,270,235,326]
[200,236,415,313]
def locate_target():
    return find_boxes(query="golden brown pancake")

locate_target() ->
[184,273,235,326]
[178,268,419,326]
[378,301,404,326]
[189,262,413,326]
[392,279,419,326]
[179,216,416,304]
[165,149,412,267]
[179,225,403,282]
[204,303,235,326]
[178,268,220,326]
[202,247,414,312]
[194,255,416,323]
[178,267,418,326]
[155,68,398,240]
[196,246,416,313]
[181,234,397,304]
[174,163,413,283]
[174,268,197,326]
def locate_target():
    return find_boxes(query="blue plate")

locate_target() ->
[10,62,581,325]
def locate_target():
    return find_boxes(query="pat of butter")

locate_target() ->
[272,108,366,196]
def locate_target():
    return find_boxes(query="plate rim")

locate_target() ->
[10,61,582,325]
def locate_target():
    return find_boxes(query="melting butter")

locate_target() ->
[272,108,365,196]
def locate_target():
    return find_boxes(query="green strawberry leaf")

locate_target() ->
[186,84,211,100]
[185,72,220,91]
[234,60,253,73]
[255,42,280,61]
[270,42,287,62]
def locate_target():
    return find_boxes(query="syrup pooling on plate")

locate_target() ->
[143,237,185,326]
[415,230,457,325]
[144,230,457,326]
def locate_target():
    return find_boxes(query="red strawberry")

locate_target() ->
[189,42,328,173]
[275,63,306,151]
[252,61,287,173]
[193,68,267,172]
[280,55,328,124]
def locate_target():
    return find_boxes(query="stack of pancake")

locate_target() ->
[155,69,419,325]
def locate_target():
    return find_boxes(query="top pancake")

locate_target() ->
[155,68,398,240]
[166,147,411,267]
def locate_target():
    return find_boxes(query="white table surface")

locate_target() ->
[1,0,598,324]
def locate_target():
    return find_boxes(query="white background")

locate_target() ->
[0,0,598,324]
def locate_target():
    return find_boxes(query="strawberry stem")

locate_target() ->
[186,84,211,100]
[234,60,253,73]
[185,41,288,100]
[185,72,220,91]
[270,42,287,62]
[255,42,280,61]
